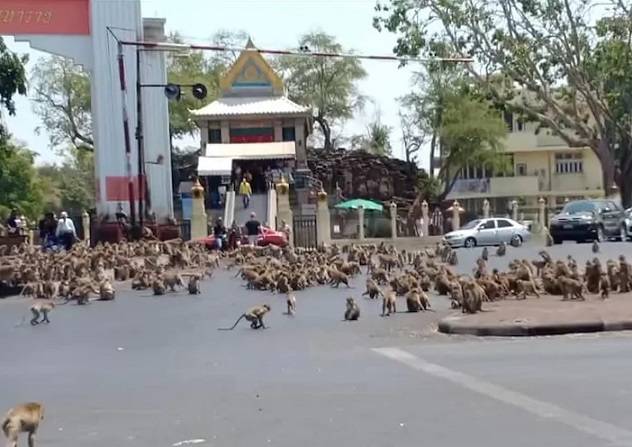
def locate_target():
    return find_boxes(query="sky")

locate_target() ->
[4,0,423,167]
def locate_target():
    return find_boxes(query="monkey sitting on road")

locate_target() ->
[462,282,483,314]
[344,297,360,321]
[600,273,610,300]
[186,274,202,295]
[152,277,167,296]
[481,247,488,261]
[496,242,506,257]
[381,289,397,316]
[362,278,381,299]
[286,292,296,316]
[98,279,115,301]
[559,276,585,301]
[447,250,458,266]
[219,304,271,330]
[406,289,430,312]
[2,402,44,447]
[619,255,632,293]
[473,258,488,279]
[592,240,599,253]
[30,300,55,325]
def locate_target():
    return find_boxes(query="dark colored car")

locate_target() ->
[549,199,626,244]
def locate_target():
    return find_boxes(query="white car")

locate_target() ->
[624,208,632,241]
[443,217,531,248]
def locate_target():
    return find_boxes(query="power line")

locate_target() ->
[118,39,473,64]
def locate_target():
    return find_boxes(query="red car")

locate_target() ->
[196,226,287,250]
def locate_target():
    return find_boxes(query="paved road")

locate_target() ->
[1,240,632,446]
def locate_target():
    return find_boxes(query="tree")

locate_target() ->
[399,111,422,166]
[0,37,28,137]
[275,31,368,150]
[351,115,392,156]
[31,56,93,151]
[374,0,632,205]
[0,139,44,219]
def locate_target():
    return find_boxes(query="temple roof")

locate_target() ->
[191,96,309,118]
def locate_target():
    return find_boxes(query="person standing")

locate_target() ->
[6,209,21,235]
[239,177,252,209]
[213,217,227,251]
[245,212,261,246]
[55,211,77,250]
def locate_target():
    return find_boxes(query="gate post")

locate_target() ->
[82,210,91,245]
[421,200,429,237]
[358,205,365,241]
[390,201,397,239]
[482,199,490,218]
[538,197,546,234]
[316,189,330,245]
[190,179,208,240]
[276,177,293,247]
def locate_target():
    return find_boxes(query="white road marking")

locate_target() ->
[373,347,632,446]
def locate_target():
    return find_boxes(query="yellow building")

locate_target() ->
[446,111,604,215]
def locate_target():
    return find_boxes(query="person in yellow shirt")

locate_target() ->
[239,177,252,209]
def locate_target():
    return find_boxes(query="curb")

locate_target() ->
[438,317,632,337]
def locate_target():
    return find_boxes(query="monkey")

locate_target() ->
[98,279,116,301]
[344,297,360,321]
[447,250,458,266]
[449,282,464,309]
[496,241,506,257]
[371,268,390,285]
[67,284,99,305]
[545,231,554,247]
[559,276,585,301]
[276,276,291,294]
[406,289,430,312]
[113,265,130,281]
[462,282,483,314]
[152,277,166,296]
[2,402,44,447]
[381,289,397,316]
[186,274,202,295]
[607,259,620,292]
[592,240,599,253]
[163,272,184,292]
[29,301,55,325]
[362,278,381,299]
[515,279,541,299]
[219,304,271,330]
[618,255,631,293]
[600,273,610,299]
[473,258,488,279]
[286,292,296,316]
[329,269,350,288]
[481,247,488,261]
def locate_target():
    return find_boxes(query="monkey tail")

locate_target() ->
[218,314,246,330]
[2,416,10,437]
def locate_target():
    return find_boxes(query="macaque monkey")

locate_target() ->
[152,278,166,296]
[545,230,554,247]
[447,250,458,266]
[592,240,599,253]
[473,258,488,279]
[481,247,488,261]
[496,241,506,257]
[600,273,610,300]
[163,272,184,292]
[286,292,296,316]
[618,255,631,293]
[98,279,115,301]
[344,297,360,321]
[329,269,350,288]
[29,301,55,325]
[186,274,202,295]
[515,279,541,299]
[2,402,44,447]
[381,289,397,316]
[559,277,585,301]
[219,304,271,330]
[406,290,430,312]
[362,278,381,299]
[462,282,483,314]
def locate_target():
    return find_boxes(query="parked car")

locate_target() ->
[548,199,626,244]
[443,217,530,248]
[196,226,287,250]
[624,208,632,241]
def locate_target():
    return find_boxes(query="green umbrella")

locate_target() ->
[334,198,384,212]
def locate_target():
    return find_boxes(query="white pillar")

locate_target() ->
[316,190,331,245]
[452,200,461,231]
[482,199,490,218]
[190,179,207,240]
[511,200,519,221]
[276,177,293,246]
[538,197,547,234]
[390,201,397,239]
[358,206,365,240]
[81,210,91,244]
[421,200,429,237]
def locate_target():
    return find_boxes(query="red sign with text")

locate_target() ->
[0,0,90,35]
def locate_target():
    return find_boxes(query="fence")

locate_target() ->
[293,214,317,248]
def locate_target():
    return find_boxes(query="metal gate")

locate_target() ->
[293,215,317,249]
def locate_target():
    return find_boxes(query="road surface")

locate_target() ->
[1,240,631,446]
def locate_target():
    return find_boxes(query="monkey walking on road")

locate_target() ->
[2,402,44,447]
[219,304,271,330]
[344,297,360,321]
[29,301,55,325]
[286,292,296,316]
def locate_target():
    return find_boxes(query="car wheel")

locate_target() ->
[510,234,523,247]
[596,226,605,242]
[464,237,476,248]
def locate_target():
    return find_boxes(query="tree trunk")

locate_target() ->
[593,137,616,198]
[618,139,632,208]
[429,130,438,178]
[314,115,332,151]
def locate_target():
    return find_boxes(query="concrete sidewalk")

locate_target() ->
[438,293,632,336]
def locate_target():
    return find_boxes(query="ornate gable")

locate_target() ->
[219,38,284,97]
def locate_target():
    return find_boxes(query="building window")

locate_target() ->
[555,152,583,174]
[208,128,222,143]
[282,127,296,141]
[516,163,527,176]
[229,127,274,143]
[516,118,525,131]
[503,111,513,132]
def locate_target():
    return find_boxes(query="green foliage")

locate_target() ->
[0,139,44,220]
[351,117,392,156]
[31,56,93,151]
[375,0,632,204]
[0,37,28,135]
[275,31,367,150]
[37,149,95,215]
